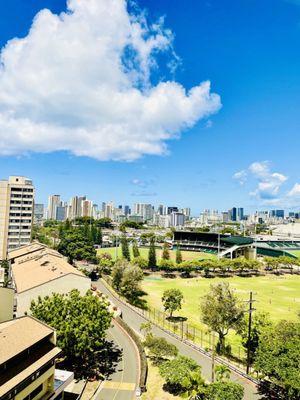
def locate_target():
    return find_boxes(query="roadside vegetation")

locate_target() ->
[30,289,113,379]
[141,322,244,400]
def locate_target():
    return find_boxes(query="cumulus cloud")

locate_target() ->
[233,169,247,185]
[233,161,288,202]
[287,183,300,198]
[0,0,221,161]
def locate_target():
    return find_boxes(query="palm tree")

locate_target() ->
[215,364,231,382]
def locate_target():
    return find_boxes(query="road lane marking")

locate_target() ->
[103,382,136,391]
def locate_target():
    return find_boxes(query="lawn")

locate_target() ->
[142,274,300,356]
[289,250,300,258]
[141,362,178,400]
[97,246,216,261]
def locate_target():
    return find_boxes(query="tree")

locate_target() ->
[159,355,204,395]
[140,321,152,337]
[121,235,130,261]
[98,253,114,275]
[237,311,272,366]
[111,259,126,291]
[162,242,170,260]
[148,236,157,269]
[57,230,97,264]
[162,289,184,318]
[94,218,113,229]
[111,259,144,306]
[143,335,178,361]
[175,247,182,264]
[215,365,231,382]
[255,320,300,398]
[95,227,103,245]
[200,283,244,353]
[132,240,140,258]
[119,264,144,304]
[205,381,244,400]
[31,290,111,378]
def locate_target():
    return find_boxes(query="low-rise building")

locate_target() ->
[8,244,91,317]
[0,316,73,400]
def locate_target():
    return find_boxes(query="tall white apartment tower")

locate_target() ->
[0,176,35,260]
[47,194,61,219]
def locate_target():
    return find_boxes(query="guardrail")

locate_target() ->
[99,277,259,386]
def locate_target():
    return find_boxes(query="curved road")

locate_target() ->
[96,318,139,400]
[96,279,260,400]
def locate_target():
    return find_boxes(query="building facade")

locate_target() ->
[47,195,61,220]
[0,176,34,261]
[0,316,73,400]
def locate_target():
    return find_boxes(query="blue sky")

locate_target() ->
[0,0,300,214]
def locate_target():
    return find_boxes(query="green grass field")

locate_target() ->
[142,274,300,323]
[142,274,300,356]
[289,250,300,258]
[97,246,216,261]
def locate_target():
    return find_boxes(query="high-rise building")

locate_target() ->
[124,205,130,216]
[0,176,34,260]
[56,205,66,221]
[228,207,237,222]
[157,204,164,215]
[167,206,179,215]
[104,202,114,219]
[34,203,44,224]
[133,203,153,221]
[275,209,284,218]
[81,199,93,217]
[170,212,185,227]
[47,195,61,220]
[237,207,244,221]
[182,208,191,219]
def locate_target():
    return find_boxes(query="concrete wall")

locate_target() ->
[16,274,91,316]
[0,287,14,322]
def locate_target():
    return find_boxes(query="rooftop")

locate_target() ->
[7,242,48,261]
[12,250,86,293]
[0,316,54,365]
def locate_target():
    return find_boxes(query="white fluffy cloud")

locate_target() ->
[0,0,221,161]
[287,183,300,198]
[234,161,288,201]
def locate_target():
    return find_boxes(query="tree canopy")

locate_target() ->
[57,229,97,264]
[200,282,244,353]
[143,335,178,361]
[159,355,204,395]
[162,288,184,318]
[31,290,112,378]
[255,320,300,398]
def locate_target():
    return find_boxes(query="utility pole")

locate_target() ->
[217,233,220,260]
[246,291,255,374]
[211,332,215,382]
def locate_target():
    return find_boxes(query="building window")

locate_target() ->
[23,383,43,400]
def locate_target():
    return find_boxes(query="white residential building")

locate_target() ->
[47,195,61,220]
[0,176,35,260]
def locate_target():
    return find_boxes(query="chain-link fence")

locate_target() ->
[140,305,246,370]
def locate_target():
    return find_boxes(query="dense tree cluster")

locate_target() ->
[255,320,300,399]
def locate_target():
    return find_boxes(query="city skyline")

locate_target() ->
[1,0,300,212]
